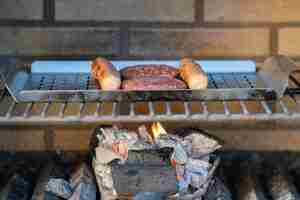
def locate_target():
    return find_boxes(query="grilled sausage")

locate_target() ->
[122,77,187,91]
[179,58,208,90]
[121,64,178,79]
[91,57,121,90]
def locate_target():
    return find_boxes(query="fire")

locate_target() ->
[151,122,167,140]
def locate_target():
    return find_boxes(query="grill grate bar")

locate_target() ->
[130,103,135,117]
[279,100,289,114]
[223,101,230,116]
[184,102,191,116]
[148,102,154,116]
[41,103,50,118]
[94,103,101,117]
[5,101,15,119]
[201,102,209,116]
[240,101,249,115]
[23,103,33,118]
[166,102,172,116]
[112,102,118,117]
[59,103,66,118]
[261,101,272,115]
[78,103,84,117]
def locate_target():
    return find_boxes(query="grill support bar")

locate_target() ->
[1,96,300,126]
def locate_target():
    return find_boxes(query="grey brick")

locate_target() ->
[0,0,43,20]
[129,28,270,58]
[56,0,194,22]
[205,0,300,23]
[0,27,120,56]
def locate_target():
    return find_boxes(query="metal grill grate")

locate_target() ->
[2,69,300,125]
[24,73,256,91]
[1,90,300,125]
[24,73,98,91]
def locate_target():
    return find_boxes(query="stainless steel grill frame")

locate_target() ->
[0,56,299,126]
[2,56,298,103]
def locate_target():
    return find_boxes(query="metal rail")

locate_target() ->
[0,91,300,125]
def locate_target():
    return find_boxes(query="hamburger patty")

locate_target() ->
[122,77,187,91]
[121,64,178,79]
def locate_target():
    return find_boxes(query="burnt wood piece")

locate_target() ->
[31,161,66,200]
[111,164,177,194]
[112,147,175,194]
[235,164,267,200]
[265,166,300,200]
[126,149,172,165]
[203,178,232,200]
[0,163,39,200]
[68,162,97,200]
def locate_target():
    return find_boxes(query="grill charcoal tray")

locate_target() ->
[0,56,297,102]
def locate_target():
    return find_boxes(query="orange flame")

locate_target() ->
[151,122,167,140]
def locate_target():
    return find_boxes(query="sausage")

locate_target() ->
[121,64,178,79]
[91,57,121,90]
[179,58,208,90]
[122,77,187,91]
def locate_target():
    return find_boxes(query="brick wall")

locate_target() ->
[0,0,300,62]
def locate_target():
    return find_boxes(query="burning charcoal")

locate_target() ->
[31,161,69,200]
[203,178,232,200]
[235,163,267,200]
[0,164,38,200]
[265,166,300,200]
[68,163,96,200]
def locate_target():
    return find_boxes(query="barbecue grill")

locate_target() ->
[2,0,300,199]
[2,56,300,199]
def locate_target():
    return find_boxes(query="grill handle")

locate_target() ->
[0,57,18,91]
[258,55,298,98]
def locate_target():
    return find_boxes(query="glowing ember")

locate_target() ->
[151,122,167,140]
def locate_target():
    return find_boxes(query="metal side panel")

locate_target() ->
[0,57,30,102]
[258,55,299,98]
[0,57,17,90]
